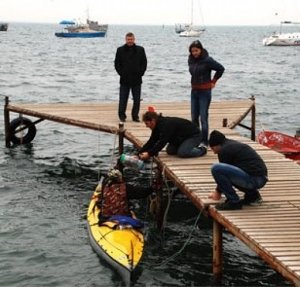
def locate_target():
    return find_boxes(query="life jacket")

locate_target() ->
[99,182,129,218]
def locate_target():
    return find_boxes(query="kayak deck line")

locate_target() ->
[4,97,300,286]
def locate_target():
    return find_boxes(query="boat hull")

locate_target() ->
[257,130,300,162]
[55,31,106,38]
[179,29,203,37]
[87,190,144,286]
[263,33,300,46]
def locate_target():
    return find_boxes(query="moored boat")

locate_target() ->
[55,20,106,38]
[263,21,300,46]
[257,130,300,162]
[86,19,108,32]
[262,32,300,46]
[0,22,8,31]
[175,23,190,33]
[87,187,144,286]
[179,26,205,37]
[177,0,205,37]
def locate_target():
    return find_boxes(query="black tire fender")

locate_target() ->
[9,117,37,145]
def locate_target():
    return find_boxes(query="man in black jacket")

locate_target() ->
[208,130,268,210]
[114,32,147,122]
[138,111,207,160]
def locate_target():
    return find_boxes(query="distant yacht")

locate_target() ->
[176,0,205,37]
[263,21,300,46]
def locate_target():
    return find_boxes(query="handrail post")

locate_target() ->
[118,122,124,156]
[4,96,11,148]
[251,95,256,141]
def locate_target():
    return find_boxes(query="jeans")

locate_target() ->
[191,89,211,145]
[119,84,141,120]
[166,134,203,158]
[211,163,268,203]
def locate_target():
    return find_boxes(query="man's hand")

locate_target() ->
[139,152,150,160]
[208,189,221,200]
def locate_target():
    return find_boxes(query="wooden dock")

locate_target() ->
[4,98,300,286]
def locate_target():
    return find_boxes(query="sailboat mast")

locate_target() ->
[191,0,194,25]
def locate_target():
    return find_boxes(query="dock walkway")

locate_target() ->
[5,99,300,285]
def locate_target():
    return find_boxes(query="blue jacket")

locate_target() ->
[188,49,224,88]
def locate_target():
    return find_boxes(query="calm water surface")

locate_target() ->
[0,23,299,286]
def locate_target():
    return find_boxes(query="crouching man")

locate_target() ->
[138,110,207,160]
[208,130,268,210]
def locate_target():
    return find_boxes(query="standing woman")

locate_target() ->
[188,40,225,146]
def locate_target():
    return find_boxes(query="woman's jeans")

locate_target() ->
[166,134,203,158]
[211,163,268,203]
[191,89,212,145]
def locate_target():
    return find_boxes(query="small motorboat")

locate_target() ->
[257,130,300,162]
[87,187,144,286]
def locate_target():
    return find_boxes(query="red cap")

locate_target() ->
[148,106,156,112]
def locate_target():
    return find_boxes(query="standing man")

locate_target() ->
[138,111,207,160]
[208,130,268,210]
[114,32,147,122]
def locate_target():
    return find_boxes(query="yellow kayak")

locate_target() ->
[87,189,144,286]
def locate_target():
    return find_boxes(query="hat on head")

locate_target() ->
[209,130,226,147]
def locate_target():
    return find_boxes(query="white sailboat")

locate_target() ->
[178,0,205,37]
[263,21,300,46]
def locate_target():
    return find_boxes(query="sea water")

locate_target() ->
[0,23,299,286]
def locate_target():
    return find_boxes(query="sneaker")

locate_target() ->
[132,118,140,122]
[240,192,263,206]
[215,201,242,210]
[249,197,263,206]
[196,146,207,156]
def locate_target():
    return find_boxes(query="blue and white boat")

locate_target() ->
[55,20,106,38]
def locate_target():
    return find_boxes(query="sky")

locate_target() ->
[0,0,299,26]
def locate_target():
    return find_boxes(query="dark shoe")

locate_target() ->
[215,201,242,210]
[196,146,207,156]
[132,118,140,122]
[240,192,263,206]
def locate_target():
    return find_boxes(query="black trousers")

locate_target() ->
[118,84,141,120]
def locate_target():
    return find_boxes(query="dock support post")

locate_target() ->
[250,96,256,141]
[222,118,228,127]
[4,96,11,148]
[213,220,223,282]
[118,122,124,156]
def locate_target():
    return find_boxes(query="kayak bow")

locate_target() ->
[87,190,144,286]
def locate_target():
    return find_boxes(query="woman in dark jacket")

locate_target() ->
[188,40,225,146]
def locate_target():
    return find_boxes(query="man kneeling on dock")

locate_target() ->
[138,111,207,160]
[208,130,268,211]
